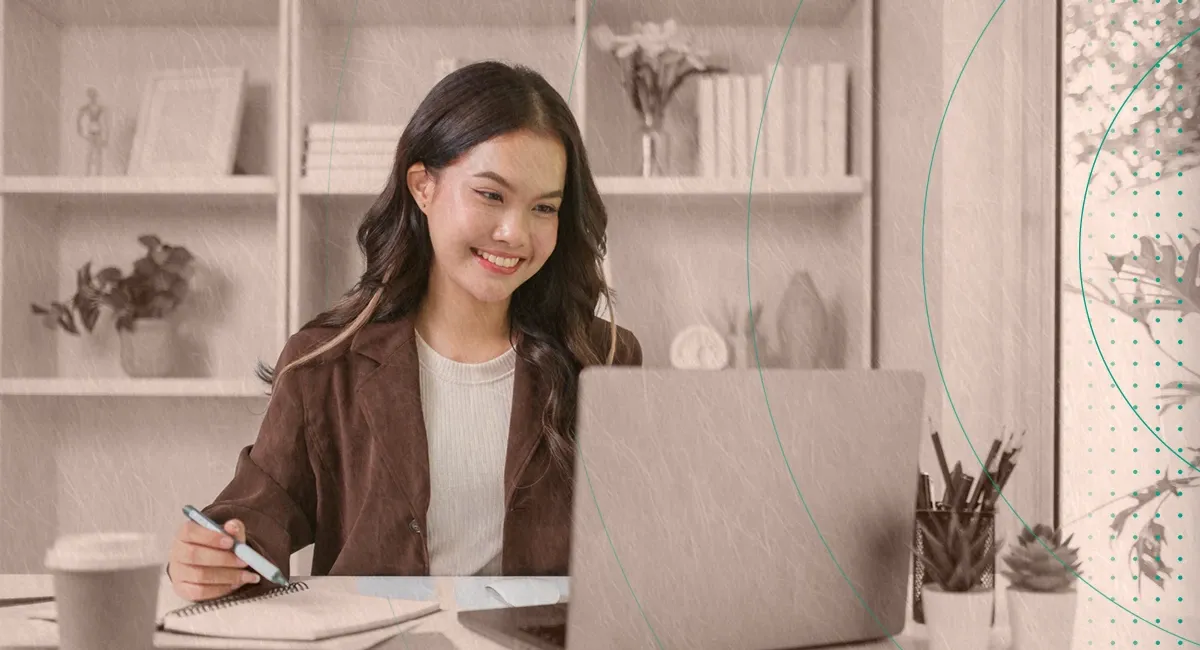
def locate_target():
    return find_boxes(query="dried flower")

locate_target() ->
[591,20,725,125]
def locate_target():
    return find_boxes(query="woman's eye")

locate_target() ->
[536,204,559,215]
[477,190,502,202]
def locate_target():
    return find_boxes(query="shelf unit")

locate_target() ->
[0,0,873,572]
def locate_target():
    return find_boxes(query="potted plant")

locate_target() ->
[1000,523,1082,650]
[911,508,1002,650]
[31,234,195,378]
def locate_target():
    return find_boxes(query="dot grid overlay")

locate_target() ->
[1062,0,1198,646]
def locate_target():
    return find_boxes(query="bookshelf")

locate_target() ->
[0,0,873,572]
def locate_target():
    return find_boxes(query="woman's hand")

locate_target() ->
[167,518,262,601]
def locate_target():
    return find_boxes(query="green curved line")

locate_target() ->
[572,1,670,648]
[742,1,913,648]
[918,4,1200,644]
[1077,26,1200,476]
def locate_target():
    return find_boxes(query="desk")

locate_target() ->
[0,574,1010,649]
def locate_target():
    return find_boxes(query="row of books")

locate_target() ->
[301,58,465,184]
[695,62,850,179]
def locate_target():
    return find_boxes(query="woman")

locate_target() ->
[166,60,642,602]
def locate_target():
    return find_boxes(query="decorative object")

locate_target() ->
[31,235,196,378]
[1001,523,1082,650]
[911,507,1002,650]
[590,20,726,177]
[716,300,774,370]
[669,324,729,370]
[1066,233,1199,593]
[76,87,108,176]
[910,425,1021,636]
[128,66,247,176]
[775,270,828,368]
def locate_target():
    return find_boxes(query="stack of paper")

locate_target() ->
[695,61,851,180]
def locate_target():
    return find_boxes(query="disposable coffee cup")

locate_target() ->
[44,532,163,650]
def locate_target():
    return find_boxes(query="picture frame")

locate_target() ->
[127,66,247,176]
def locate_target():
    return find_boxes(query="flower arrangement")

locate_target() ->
[31,234,195,334]
[590,20,726,175]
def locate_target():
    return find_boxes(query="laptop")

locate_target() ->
[459,368,926,650]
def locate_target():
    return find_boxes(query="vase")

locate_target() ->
[774,271,829,369]
[119,318,175,378]
[922,585,994,650]
[1006,587,1077,650]
[639,112,666,177]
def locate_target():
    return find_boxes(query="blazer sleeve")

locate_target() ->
[200,335,319,579]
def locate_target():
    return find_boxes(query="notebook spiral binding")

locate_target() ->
[168,581,309,618]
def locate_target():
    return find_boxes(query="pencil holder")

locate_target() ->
[910,508,997,625]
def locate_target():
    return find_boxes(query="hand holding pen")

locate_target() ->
[168,505,287,602]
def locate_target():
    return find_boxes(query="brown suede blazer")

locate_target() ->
[200,315,641,579]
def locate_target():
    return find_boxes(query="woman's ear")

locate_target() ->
[406,162,434,209]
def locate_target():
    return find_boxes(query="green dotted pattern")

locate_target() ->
[1065,0,1198,646]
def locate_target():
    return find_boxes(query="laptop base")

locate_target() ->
[458,603,569,650]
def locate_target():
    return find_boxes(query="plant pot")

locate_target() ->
[119,319,175,378]
[1006,587,1077,650]
[922,584,994,650]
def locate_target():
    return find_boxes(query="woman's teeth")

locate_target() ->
[475,249,520,268]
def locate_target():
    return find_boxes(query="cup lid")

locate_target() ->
[44,532,163,572]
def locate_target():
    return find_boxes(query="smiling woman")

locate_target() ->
[164,60,643,602]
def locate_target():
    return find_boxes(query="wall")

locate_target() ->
[877,0,1056,550]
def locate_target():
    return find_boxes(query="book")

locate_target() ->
[791,65,807,176]
[764,61,788,179]
[714,74,733,177]
[746,74,766,176]
[31,580,440,642]
[825,61,849,176]
[695,76,716,178]
[731,74,748,177]
[805,64,827,177]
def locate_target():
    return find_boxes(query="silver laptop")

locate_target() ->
[459,368,926,649]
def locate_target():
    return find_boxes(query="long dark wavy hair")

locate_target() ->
[258,60,619,471]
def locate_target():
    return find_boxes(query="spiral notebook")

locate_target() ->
[28,580,440,642]
[157,581,440,641]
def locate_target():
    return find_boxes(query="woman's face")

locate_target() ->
[409,128,566,307]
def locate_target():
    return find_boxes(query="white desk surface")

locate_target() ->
[0,574,1010,650]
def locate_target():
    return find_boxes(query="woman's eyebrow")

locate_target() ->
[473,170,563,199]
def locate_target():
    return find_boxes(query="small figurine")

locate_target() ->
[76,87,108,175]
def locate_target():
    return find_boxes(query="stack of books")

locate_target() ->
[694,61,851,180]
[302,58,466,188]
[301,122,401,188]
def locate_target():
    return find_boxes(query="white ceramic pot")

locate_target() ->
[1006,587,1077,650]
[922,584,994,650]
[118,319,175,378]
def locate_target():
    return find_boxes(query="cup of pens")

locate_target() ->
[910,427,1023,630]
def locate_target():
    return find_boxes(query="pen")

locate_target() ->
[182,505,288,587]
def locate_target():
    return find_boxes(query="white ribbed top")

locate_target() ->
[415,331,516,576]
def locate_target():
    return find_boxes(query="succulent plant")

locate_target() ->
[1001,523,1082,592]
[913,509,1001,593]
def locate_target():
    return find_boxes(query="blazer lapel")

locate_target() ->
[503,351,543,509]
[350,317,545,522]
[352,318,431,524]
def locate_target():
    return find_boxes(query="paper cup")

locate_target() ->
[44,532,163,650]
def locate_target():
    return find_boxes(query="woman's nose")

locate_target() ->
[492,210,531,246]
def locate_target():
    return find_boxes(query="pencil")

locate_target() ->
[931,431,952,486]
